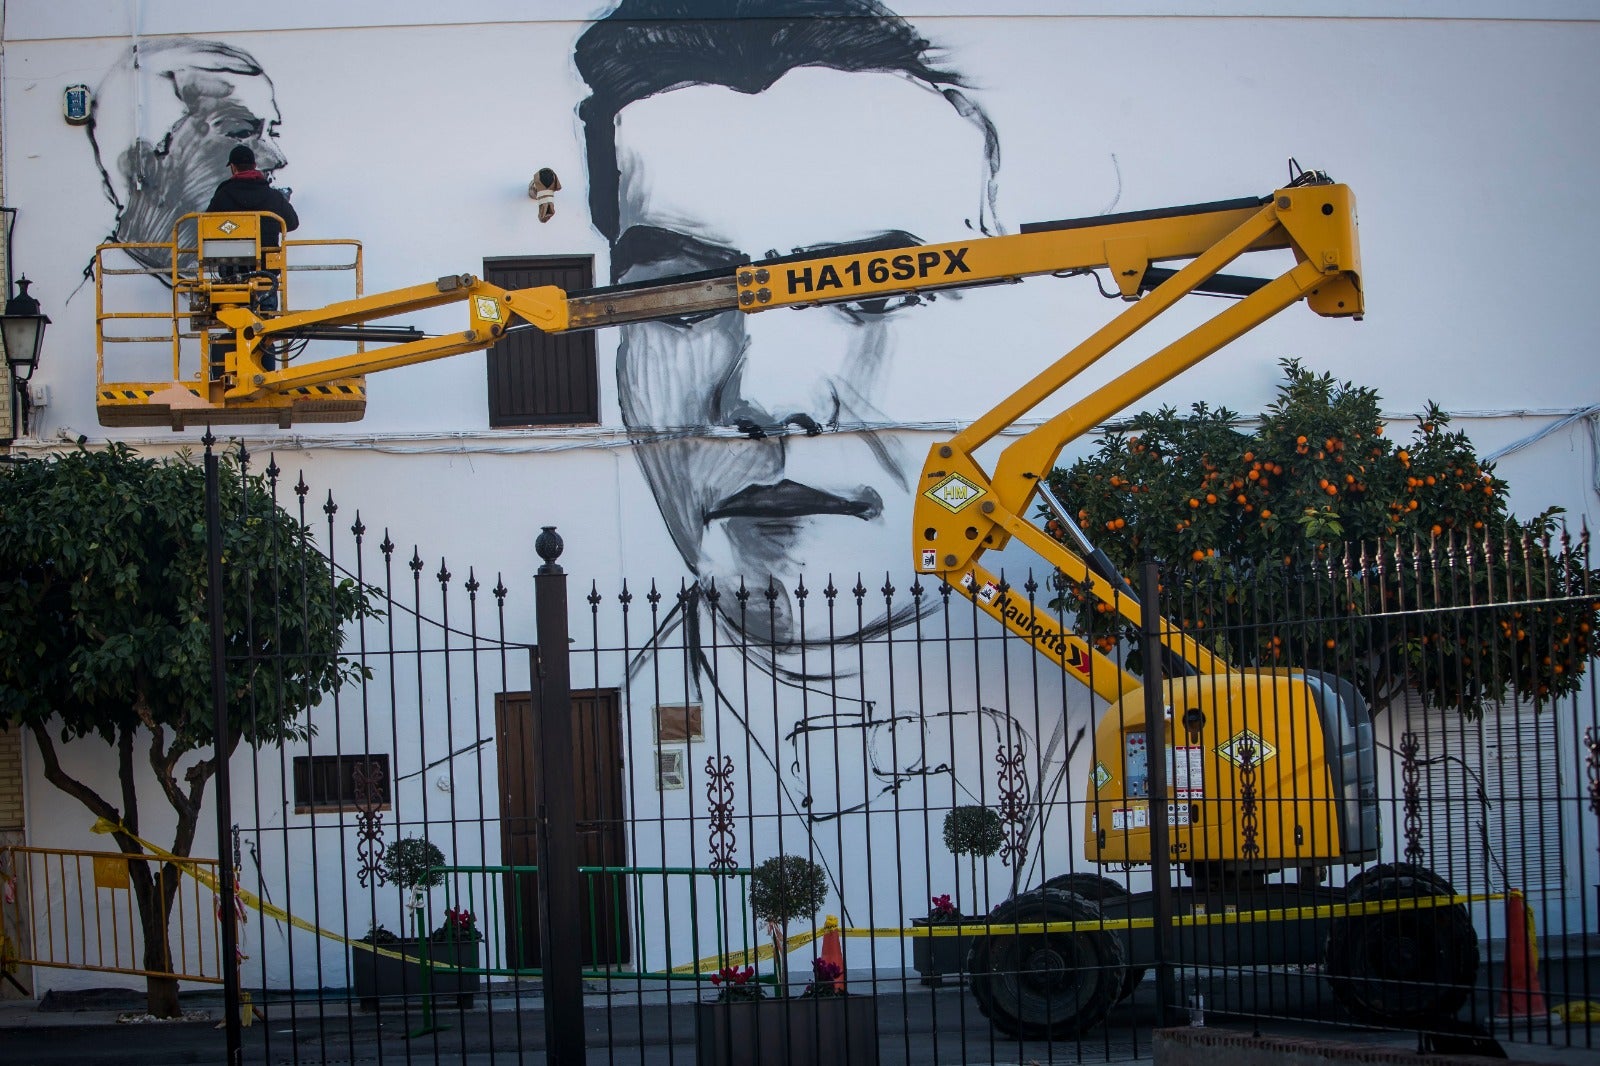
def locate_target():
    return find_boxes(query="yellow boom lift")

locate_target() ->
[95,168,1477,1035]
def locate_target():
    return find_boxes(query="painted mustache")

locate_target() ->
[705,480,883,523]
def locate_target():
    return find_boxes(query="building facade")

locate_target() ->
[3,2,1598,995]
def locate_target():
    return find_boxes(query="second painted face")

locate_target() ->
[611,69,993,647]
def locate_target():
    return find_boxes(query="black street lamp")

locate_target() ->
[3,275,49,440]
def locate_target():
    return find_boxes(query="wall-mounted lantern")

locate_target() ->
[2,277,50,442]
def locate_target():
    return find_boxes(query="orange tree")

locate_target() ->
[1043,360,1598,715]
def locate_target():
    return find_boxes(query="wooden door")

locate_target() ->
[496,688,629,968]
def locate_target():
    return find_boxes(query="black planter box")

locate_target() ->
[695,995,878,1066]
[350,937,481,1012]
[911,918,974,987]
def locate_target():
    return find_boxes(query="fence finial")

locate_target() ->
[535,525,564,574]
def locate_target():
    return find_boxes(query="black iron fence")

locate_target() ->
[169,441,1600,1062]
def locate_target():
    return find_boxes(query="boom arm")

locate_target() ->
[97,176,1361,698]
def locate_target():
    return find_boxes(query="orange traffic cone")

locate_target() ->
[1498,889,1548,1018]
[820,915,846,992]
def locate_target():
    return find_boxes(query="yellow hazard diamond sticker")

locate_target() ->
[219,220,238,234]
[474,296,503,322]
[1093,762,1112,791]
[1215,729,1275,769]
[924,473,986,513]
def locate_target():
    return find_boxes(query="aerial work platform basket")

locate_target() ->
[94,212,367,429]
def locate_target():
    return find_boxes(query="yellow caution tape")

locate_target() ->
[1553,1000,1600,1023]
[85,821,1503,982]
[88,819,435,967]
[677,890,1504,972]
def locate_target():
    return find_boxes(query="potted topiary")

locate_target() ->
[914,806,1003,985]
[747,854,828,993]
[696,854,877,1066]
[350,837,481,1011]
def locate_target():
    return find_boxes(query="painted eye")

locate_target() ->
[655,309,729,330]
[832,293,925,323]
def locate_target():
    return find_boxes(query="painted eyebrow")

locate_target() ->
[612,226,747,279]
[770,230,925,263]
[612,227,929,281]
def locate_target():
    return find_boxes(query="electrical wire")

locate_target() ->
[1374,737,1509,887]
[1481,402,1600,500]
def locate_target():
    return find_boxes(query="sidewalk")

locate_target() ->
[2,976,1596,1065]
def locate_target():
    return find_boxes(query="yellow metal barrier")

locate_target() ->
[0,845,223,985]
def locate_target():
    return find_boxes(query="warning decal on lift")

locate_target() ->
[1093,762,1112,791]
[1172,745,1205,796]
[474,295,503,322]
[959,571,1000,604]
[924,473,987,513]
[1215,729,1276,769]
[1110,806,1149,831]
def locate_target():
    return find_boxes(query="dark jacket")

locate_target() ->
[206,174,299,248]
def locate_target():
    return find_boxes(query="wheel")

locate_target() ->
[968,888,1128,1038]
[1039,873,1146,1001]
[1324,866,1479,1026]
[1343,861,1453,901]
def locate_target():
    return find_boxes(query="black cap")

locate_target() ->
[228,145,255,169]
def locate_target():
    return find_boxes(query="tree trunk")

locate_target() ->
[132,860,182,1017]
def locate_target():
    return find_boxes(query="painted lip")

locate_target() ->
[705,479,883,524]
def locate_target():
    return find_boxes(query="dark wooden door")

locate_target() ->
[483,256,598,426]
[496,688,629,968]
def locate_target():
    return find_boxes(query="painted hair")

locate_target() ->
[575,0,999,242]
[86,38,272,213]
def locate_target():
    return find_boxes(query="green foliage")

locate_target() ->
[0,443,375,751]
[748,855,828,927]
[382,837,446,893]
[941,806,1003,859]
[1043,360,1599,715]
[358,923,399,945]
[0,443,378,1016]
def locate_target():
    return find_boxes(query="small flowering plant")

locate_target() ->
[708,964,765,1002]
[802,957,845,999]
[430,905,483,943]
[927,893,962,923]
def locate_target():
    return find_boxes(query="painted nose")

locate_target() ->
[254,138,288,172]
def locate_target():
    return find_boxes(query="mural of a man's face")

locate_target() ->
[116,76,285,249]
[89,40,286,273]
[610,69,993,648]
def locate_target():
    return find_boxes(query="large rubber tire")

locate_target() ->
[1343,861,1454,901]
[1039,873,1147,1001]
[1324,865,1479,1027]
[968,888,1128,1039]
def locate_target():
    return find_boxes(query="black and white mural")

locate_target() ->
[574,0,1078,880]
[86,38,288,281]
